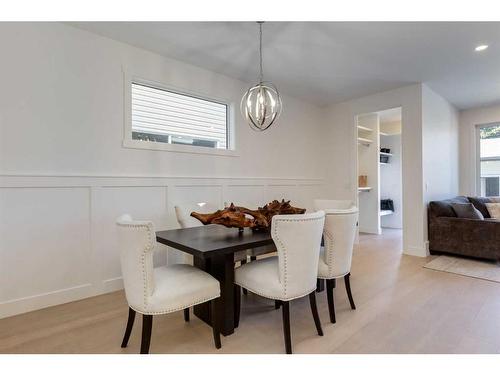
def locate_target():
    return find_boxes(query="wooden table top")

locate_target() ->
[156,224,274,258]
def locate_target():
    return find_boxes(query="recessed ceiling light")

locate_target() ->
[475,44,489,52]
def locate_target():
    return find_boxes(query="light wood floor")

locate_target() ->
[2,229,500,354]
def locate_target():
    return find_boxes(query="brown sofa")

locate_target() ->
[428,196,500,261]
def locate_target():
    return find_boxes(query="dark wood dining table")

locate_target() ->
[156,224,275,336]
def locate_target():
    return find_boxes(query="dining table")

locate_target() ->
[156,224,275,336]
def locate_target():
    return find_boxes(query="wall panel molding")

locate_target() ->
[0,174,326,318]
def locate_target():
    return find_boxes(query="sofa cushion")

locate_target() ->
[485,203,500,219]
[429,201,456,217]
[468,196,492,218]
[451,203,484,220]
[429,196,469,217]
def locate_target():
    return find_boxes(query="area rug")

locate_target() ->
[424,255,500,283]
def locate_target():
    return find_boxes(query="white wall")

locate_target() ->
[323,84,425,256]
[0,23,326,179]
[422,85,460,202]
[0,23,328,318]
[421,85,460,245]
[459,103,500,196]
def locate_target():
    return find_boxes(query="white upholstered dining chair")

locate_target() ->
[316,207,358,324]
[234,211,325,354]
[174,203,223,264]
[174,202,219,230]
[116,214,222,354]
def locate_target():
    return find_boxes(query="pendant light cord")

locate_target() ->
[258,21,264,83]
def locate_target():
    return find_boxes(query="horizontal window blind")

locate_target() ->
[131,82,228,149]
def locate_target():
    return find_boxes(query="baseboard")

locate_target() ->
[0,279,127,320]
[101,277,124,294]
[0,283,94,319]
[404,244,429,258]
[359,227,379,235]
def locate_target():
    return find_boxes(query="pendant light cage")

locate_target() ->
[241,22,283,131]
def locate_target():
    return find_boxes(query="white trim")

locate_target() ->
[122,138,239,156]
[475,122,500,195]
[0,283,93,319]
[0,173,324,182]
[475,124,482,195]
[122,67,238,157]
[405,244,429,257]
[102,277,124,293]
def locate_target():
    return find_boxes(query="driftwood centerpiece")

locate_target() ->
[190,199,306,231]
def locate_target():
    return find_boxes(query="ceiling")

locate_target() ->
[70,22,500,109]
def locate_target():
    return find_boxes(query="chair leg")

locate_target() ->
[316,278,325,292]
[140,315,153,354]
[234,285,241,328]
[275,300,281,309]
[210,299,222,349]
[308,292,323,336]
[326,279,336,324]
[121,307,136,348]
[344,273,356,310]
[183,308,190,322]
[281,301,292,354]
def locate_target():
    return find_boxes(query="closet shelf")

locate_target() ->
[379,151,393,156]
[380,210,393,216]
[357,125,373,133]
[380,162,389,165]
[358,187,372,192]
[357,137,373,146]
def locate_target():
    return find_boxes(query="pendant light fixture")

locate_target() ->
[241,21,282,131]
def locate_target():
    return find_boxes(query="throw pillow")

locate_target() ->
[485,203,500,219]
[467,196,492,218]
[450,203,484,220]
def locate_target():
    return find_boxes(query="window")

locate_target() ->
[128,81,231,152]
[477,124,500,197]
[485,177,500,197]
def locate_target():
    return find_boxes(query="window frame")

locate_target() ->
[475,122,500,195]
[123,70,237,157]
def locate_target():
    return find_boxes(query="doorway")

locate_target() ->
[356,107,402,236]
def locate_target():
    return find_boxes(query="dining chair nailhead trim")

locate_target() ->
[233,282,315,302]
[273,223,288,296]
[128,292,221,316]
[324,228,335,276]
[117,221,154,310]
[273,215,324,299]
